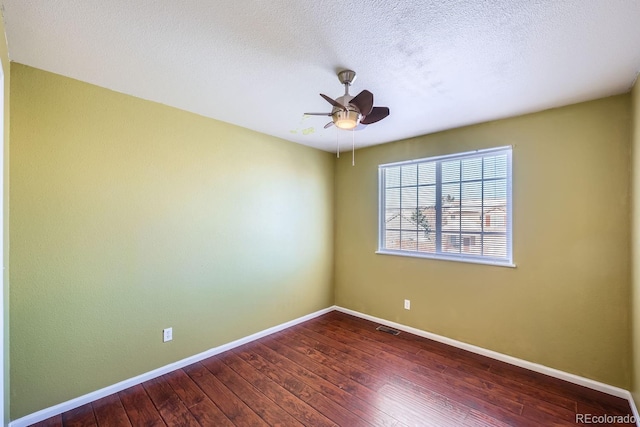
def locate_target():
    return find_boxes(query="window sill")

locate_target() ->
[375,249,516,268]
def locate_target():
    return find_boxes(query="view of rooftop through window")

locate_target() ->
[378,147,512,265]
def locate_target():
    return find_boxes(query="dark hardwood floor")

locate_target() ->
[31,311,634,426]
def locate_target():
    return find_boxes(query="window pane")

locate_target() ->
[442,182,459,205]
[462,157,482,181]
[461,208,481,232]
[443,233,461,253]
[483,234,507,258]
[461,181,482,204]
[484,208,506,231]
[401,187,417,209]
[414,207,434,237]
[385,209,401,229]
[442,160,460,183]
[442,205,460,232]
[385,230,401,250]
[418,162,436,185]
[386,188,400,209]
[484,155,507,179]
[418,231,436,253]
[401,164,418,186]
[401,231,417,251]
[460,181,482,232]
[484,179,507,200]
[462,234,482,255]
[401,209,418,231]
[386,167,401,188]
[418,185,436,208]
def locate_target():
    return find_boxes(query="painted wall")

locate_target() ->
[7,60,636,419]
[9,64,335,418]
[335,95,631,388]
[0,11,9,427]
[632,79,640,403]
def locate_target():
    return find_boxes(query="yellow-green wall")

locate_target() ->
[335,95,632,388]
[632,78,640,403]
[9,64,335,418]
[0,11,9,427]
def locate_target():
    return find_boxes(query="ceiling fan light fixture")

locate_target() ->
[304,69,389,142]
[333,108,360,130]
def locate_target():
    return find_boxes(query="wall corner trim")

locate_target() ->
[8,305,336,427]
[335,306,632,400]
[627,391,640,427]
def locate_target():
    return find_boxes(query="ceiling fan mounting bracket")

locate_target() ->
[337,69,356,86]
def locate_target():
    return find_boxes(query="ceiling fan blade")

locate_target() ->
[361,106,389,125]
[320,93,346,110]
[324,121,334,129]
[349,90,374,116]
[304,112,331,116]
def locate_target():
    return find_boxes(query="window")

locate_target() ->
[378,146,513,266]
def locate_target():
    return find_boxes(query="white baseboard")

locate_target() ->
[9,306,336,427]
[335,306,630,400]
[626,391,640,427]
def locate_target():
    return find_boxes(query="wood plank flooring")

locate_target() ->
[30,311,634,426]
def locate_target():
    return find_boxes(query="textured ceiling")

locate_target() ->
[2,0,640,152]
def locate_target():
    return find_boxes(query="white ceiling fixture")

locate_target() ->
[304,69,390,164]
[2,1,640,152]
[304,69,390,131]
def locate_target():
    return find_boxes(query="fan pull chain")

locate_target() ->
[336,129,340,158]
[352,129,355,166]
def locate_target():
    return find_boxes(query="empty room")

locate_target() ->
[2,0,640,426]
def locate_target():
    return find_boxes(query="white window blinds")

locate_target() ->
[378,147,513,266]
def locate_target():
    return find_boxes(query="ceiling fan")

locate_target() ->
[304,69,390,131]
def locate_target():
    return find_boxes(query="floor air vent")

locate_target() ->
[376,325,400,335]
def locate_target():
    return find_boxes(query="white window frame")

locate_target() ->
[377,146,514,267]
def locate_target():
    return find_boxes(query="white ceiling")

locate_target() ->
[2,0,640,152]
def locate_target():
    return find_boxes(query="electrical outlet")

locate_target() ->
[404,299,411,310]
[163,327,173,342]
